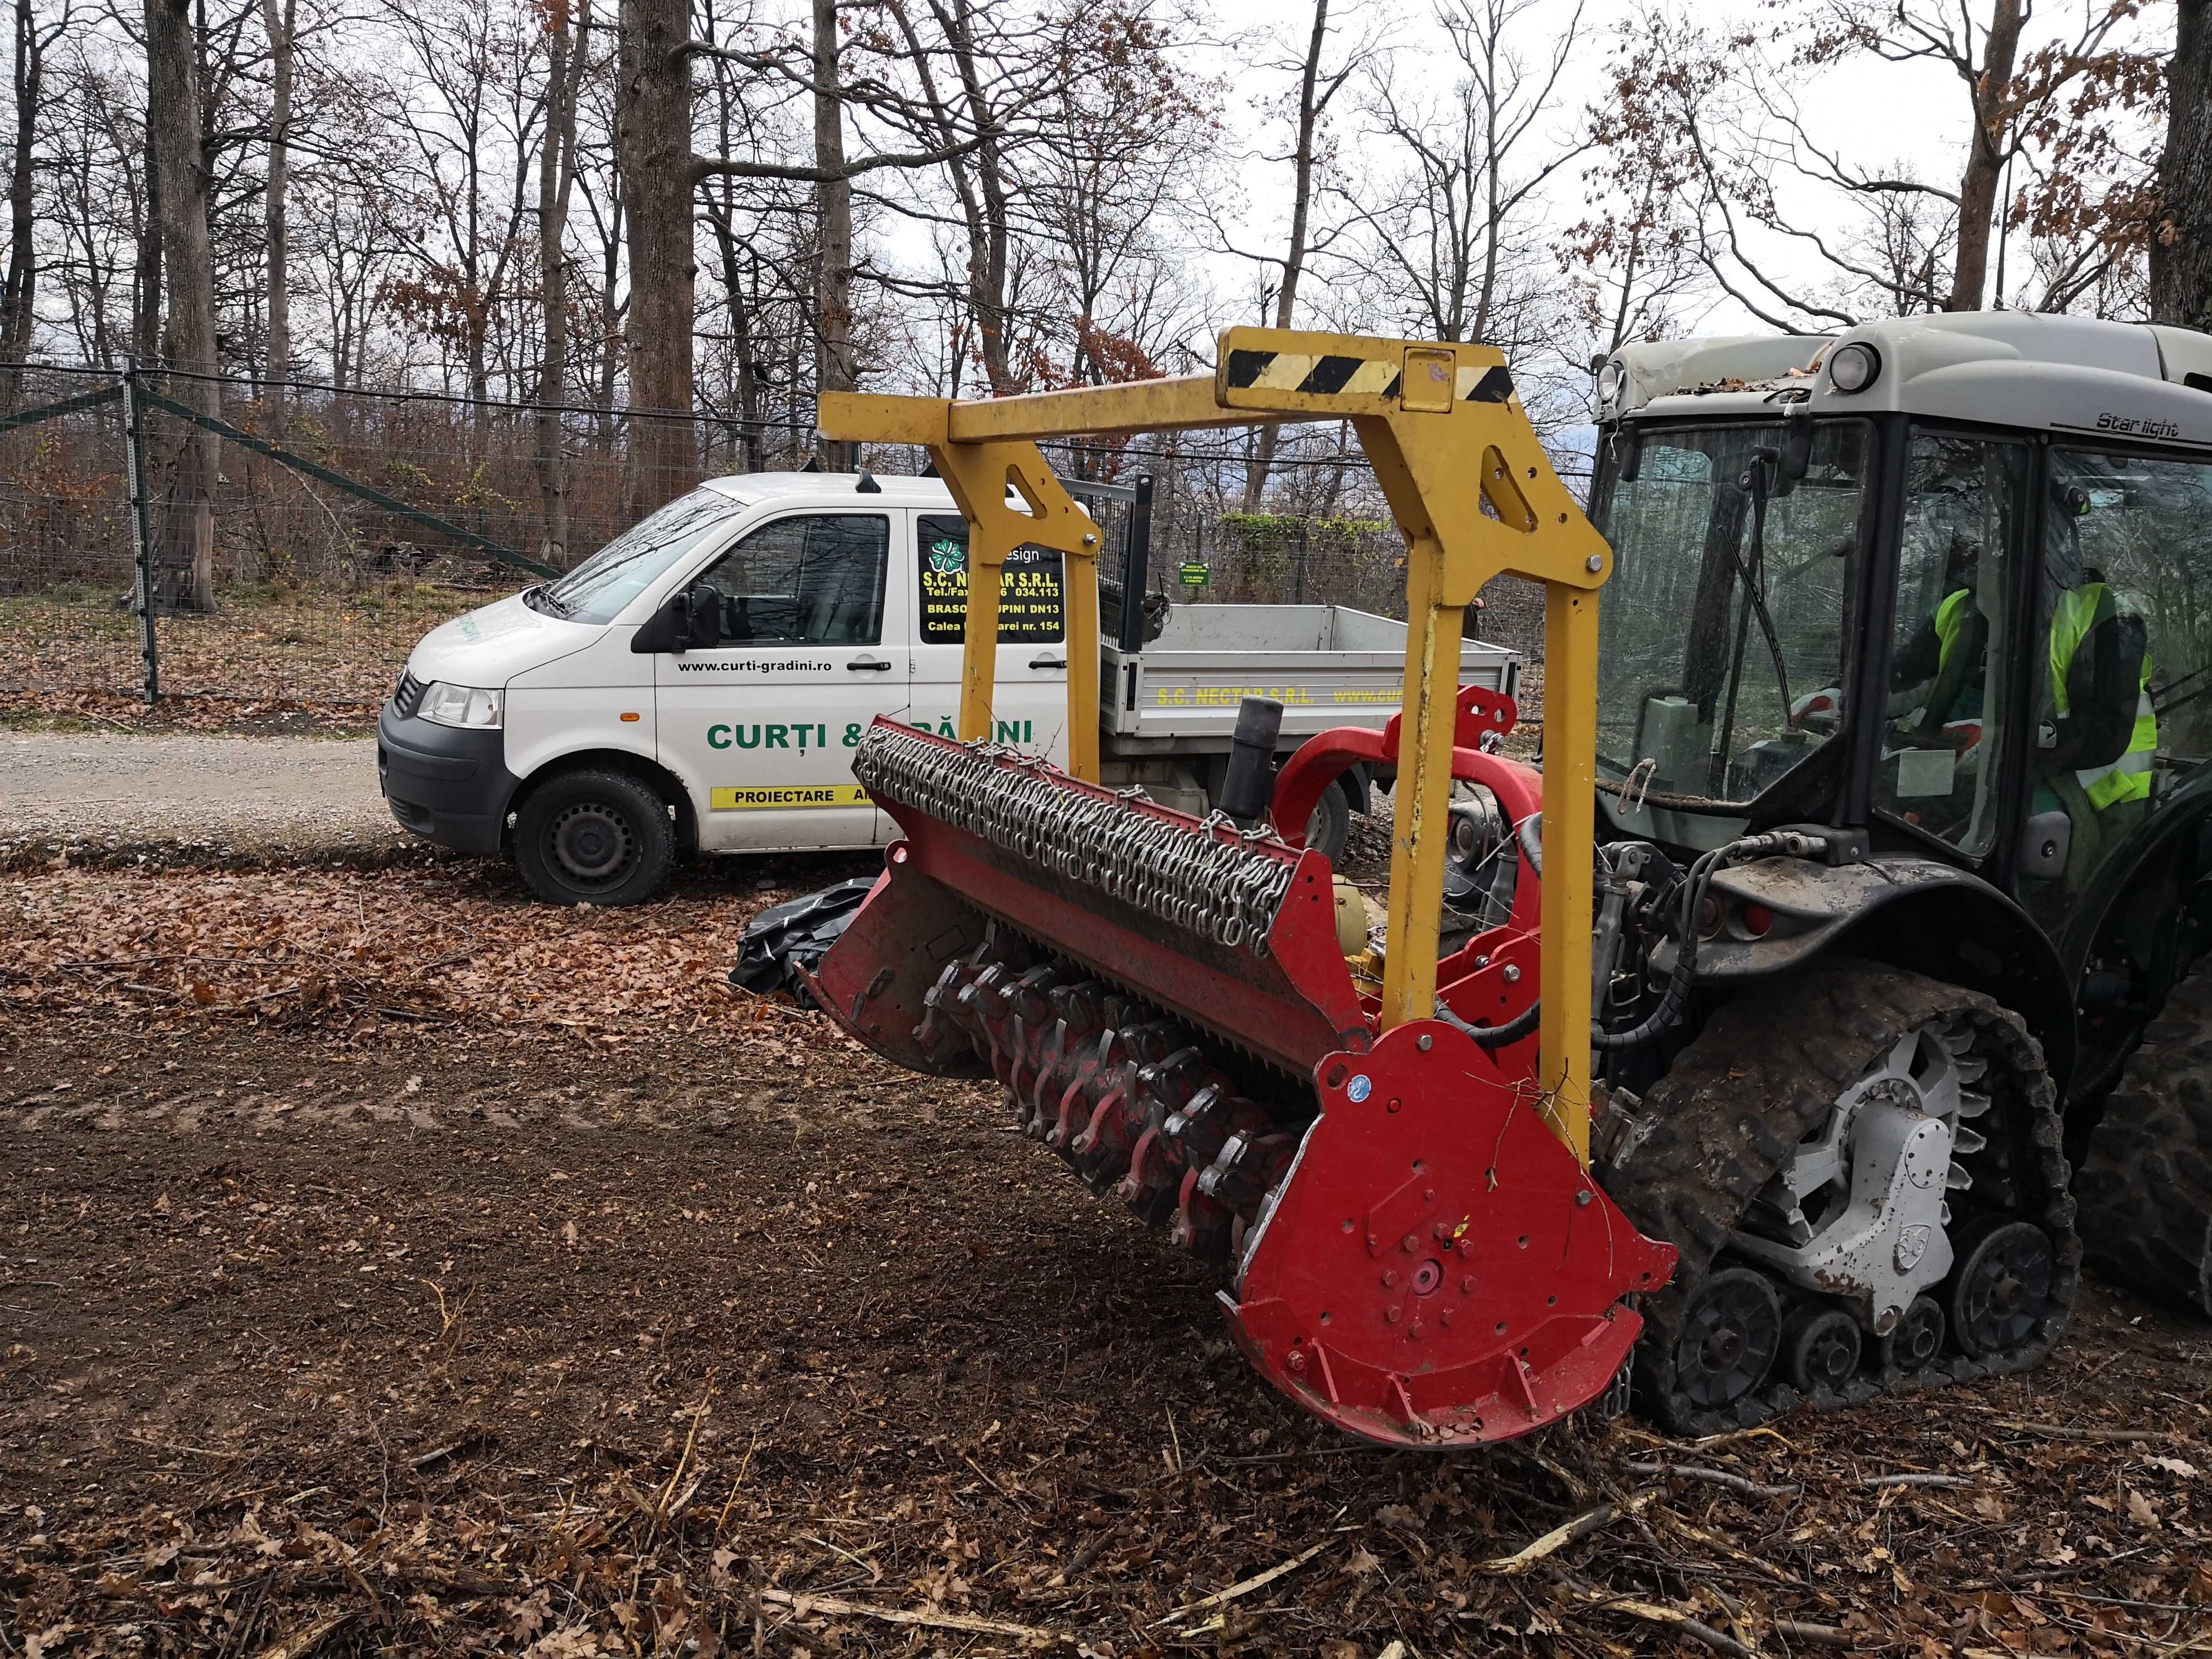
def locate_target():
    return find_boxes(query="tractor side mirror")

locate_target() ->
[1776,410,1814,497]
[1613,424,1643,484]
[2019,809,2072,881]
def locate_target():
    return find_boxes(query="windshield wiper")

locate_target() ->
[1711,450,1793,792]
[525,584,571,618]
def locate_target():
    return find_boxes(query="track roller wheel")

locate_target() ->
[1878,1294,1946,1372]
[1782,1303,1862,1395]
[1672,1267,1783,1412]
[1948,1215,2059,1360]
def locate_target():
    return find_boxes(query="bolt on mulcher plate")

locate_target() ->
[797,329,1677,1446]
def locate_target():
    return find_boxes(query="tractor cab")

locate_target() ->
[1589,313,2212,1103]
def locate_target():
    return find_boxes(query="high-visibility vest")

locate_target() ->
[2049,584,2156,811]
[1933,588,1971,673]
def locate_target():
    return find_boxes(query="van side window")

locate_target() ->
[691,515,889,645]
[917,515,1065,644]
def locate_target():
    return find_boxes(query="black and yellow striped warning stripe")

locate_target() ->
[1223,348,1515,405]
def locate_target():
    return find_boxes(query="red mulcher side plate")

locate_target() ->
[1225,1017,1677,1445]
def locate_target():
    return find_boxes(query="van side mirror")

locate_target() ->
[631,590,717,654]
[2019,809,2071,881]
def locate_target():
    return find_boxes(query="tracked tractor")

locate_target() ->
[1576,312,2212,1428]
[798,316,2210,1446]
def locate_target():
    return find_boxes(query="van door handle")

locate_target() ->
[1028,655,1068,670]
[846,657,894,672]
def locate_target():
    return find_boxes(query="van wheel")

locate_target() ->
[513,768,675,906]
[1304,778,1352,863]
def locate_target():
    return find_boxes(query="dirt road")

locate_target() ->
[1,731,401,861]
[3,859,2208,1655]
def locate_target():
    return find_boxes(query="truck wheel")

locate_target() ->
[1598,960,2078,1433]
[513,767,675,907]
[1304,778,1352,862]
[2074,968,2212,1317]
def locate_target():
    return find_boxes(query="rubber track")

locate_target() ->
[1595,960,2080,1435]
[2074,967,2212,1316]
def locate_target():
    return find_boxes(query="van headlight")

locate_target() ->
[418,682,504,729]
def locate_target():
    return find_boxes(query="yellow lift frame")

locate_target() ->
[818,326,1614,1159]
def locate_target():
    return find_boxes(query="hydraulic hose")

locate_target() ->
[1433,828,1831,1051]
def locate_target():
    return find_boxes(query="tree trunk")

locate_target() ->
[537,0,584,565]
[1,0,42,410]
[259,0,292,438]
[133,124,162,367]
[813,0,856,470]
[145,0,219,613]
[1946,0,2024,312]
[1243,0,1328,513]
[615,0,696,515]
[2152,0,2212,328]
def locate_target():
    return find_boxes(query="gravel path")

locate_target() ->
[0,731,408,858]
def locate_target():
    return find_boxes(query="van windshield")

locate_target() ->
[537,489,744,624]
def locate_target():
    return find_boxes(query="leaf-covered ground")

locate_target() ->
[1,581,507,736]
[2,860,2208,1658]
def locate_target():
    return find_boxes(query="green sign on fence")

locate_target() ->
[1177,560,1210,588]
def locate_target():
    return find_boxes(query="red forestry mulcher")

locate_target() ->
[795,329,1679,1446]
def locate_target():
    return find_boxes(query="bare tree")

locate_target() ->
[1594,2,2163,328]
[2,0,71,406]
[1333,0,1582,346]
[2152,0,2212,327]
[144,0,219,609]
[1231,0,1365,512]
[258,0,292,431]
[535,0,585,560]
[812,0,854,464]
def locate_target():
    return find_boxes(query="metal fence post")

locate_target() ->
[120,359,159,703]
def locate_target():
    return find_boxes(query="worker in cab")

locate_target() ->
[1888,530,1988,745]
[2034,496,2156,890]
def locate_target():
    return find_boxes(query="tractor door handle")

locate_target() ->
[1028,655,1068,670]
[846,657,894,672]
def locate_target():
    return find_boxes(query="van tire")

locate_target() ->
[1305,778,1353,863]
[513,767,675,907]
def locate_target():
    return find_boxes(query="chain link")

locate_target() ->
[855,725,1296,957]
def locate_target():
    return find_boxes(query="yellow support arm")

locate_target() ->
[818,327,1613,1159]
[818,393,1105,779]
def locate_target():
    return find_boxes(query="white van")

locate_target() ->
[378,471,1519,904]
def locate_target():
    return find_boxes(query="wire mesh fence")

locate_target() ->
[0,366,1558,717]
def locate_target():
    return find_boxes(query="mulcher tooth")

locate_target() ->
[1028,982,1110,1136]
[956,963,1023,1085]
[1079,1021,1180,1170]
[1120,1054,1235,1226]
[1001,966,1073,1120]
[1059,1028,1130,1160]
[1176,1124,1297,1259]
[914,957,982,1063]
[1163,1095,1262,1258]
[1209,1131,1301,1258]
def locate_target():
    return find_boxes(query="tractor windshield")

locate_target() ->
[1590,421,1870,805]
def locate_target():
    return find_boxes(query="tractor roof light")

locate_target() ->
[1827,341,1880,395]
[1595,357,1624,406]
